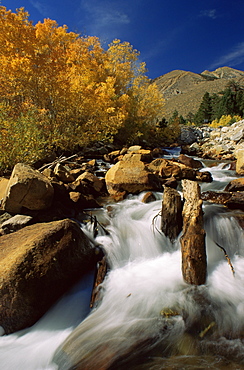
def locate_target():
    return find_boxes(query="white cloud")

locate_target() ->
[29,0,49,18]
[78,0,130,40]
[209,42,244,70]
[200,9,217,19]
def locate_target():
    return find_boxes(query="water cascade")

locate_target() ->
[1,160,244,369]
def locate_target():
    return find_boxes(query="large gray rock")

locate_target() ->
[178,127,203,145]
[2,163,54,213]
[0,218,96,334]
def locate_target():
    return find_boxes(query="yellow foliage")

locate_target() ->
[0,6,164,169]
[158,117,181,144]
[210,115,242,128]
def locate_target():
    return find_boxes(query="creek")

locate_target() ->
[1,157,244,369]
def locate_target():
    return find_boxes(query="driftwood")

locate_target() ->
[38,154,78,171]
[161,186,183,242]
[90,256,107,308]
[180,179,207,285]
[214,241,235,276]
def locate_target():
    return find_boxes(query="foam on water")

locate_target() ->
[1,162,244,369]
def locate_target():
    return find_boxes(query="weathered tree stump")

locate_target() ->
[180,179,207,285]
[161,186,183,242]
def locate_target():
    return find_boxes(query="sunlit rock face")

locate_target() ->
[0,219,96,334]
[2,163,54,214]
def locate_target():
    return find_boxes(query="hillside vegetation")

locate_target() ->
[155,67,244,120]
[0,6,164,171]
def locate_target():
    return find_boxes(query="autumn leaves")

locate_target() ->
[0,6,164,170]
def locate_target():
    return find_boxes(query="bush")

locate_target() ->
[209,115,242,128]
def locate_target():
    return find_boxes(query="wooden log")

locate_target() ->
[161,186,183,242]
[90,256,107,308]
[180,179,207,285]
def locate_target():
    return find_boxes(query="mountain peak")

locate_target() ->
[155,67,244,119]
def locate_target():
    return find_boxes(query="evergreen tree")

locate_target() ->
[194,92,212,125]
[186,112,194,124]
[179,115,187,125]
[169,110,179,125]
[210,93,221,120]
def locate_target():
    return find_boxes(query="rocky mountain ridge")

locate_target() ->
[154,66,244,120]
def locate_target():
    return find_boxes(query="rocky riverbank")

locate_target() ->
[1,137,244,335]
[180,119,244,161]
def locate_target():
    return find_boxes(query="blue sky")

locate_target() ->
[3,0,244,79]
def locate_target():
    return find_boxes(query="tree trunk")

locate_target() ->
[161,186,183,242]
[180,179,207,285]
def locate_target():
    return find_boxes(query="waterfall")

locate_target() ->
[1,161,244,369]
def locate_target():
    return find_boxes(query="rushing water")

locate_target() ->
[1,159,244,369]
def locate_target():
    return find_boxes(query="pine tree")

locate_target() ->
[194,92,212,125]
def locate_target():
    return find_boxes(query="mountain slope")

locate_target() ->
[154,67,244,120]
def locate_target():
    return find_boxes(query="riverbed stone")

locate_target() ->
[0,177,9,203]
[0,214,33,234]
[236,150,244,175]
[225,178,244,192]
[0,218,96,334]
[53,163,75,183]
[178,154,203,169]
[105,154,161,197]
[2,163,54,214]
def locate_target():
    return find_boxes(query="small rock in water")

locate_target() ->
[141,192,156,203]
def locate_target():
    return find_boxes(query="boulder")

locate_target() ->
[2,163,54,214]
[225,192,244,211]
[69,191,101,209]
[53,163,75,183]
[0,211,12,225]
[127,145,142,152]
[236,150,244,175]
[141,191,157,203]
[70,171,104,196]
[201,190,244,211]
[0,177,9,203]
[162,177,178,189]
[104,150,121,163]
[77,172,104,193]
[123,150,153,163]
[0,214,32,234]
[0,218,96,334]
[178,126,203,145]
[178,154,203,169]
[105,154,161,197]
[201,191,232,204]
[195,171,213,183]
[225,178,244,192]
[148,158,182,179]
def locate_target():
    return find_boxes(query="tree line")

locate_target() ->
[166,81,244,127]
